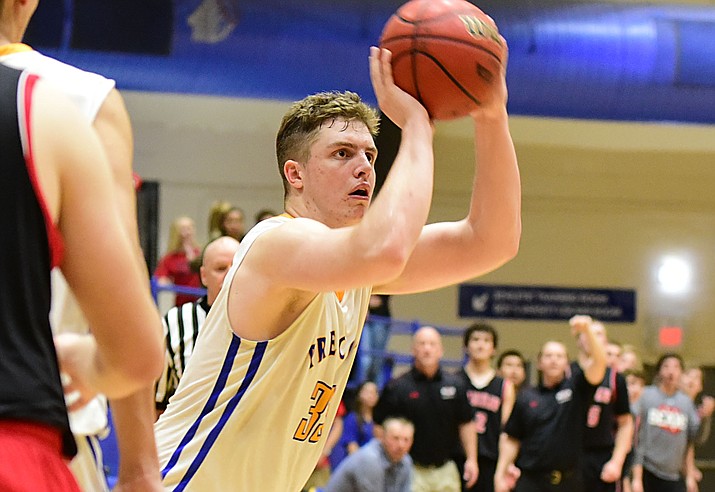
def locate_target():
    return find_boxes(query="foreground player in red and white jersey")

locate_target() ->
[0,61,162,490]
[1,1,165,489]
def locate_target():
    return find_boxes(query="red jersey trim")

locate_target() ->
[18,72,64,268]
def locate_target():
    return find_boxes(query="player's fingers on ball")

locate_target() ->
[369,46,380,82]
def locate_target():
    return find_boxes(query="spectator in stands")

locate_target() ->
[680,366,715,445]
[574,321,633,492]
[618,345,642,373]
[254,208,278,224]
[331,381,379,469]
[497,349,527,392]
[680,365,715,485]
[457,323,515,492]
[358,294,393,388]
[631,353,700,492]
[495,315,607,492]
[221,206,246,242]
[322,417,415,492]
[154,216,202,306]
[622,369,647,492]
[207,200,232,241]
[374,326,477,492]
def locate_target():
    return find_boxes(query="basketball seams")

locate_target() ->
[393,9,493,28]
[414,50,483,108]
[381,35,503,64]
[407,0,429,115]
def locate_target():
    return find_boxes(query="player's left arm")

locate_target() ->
[459,420,479,488]
[374,49,520,295]
[683,444,699,492]
[92,88,141,255]
[501,379,516,425]
[93,88,164,492]
[601,412,633,482]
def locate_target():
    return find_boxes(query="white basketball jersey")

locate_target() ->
[155,216,371,491]
[0,44,115,436]
[0,44,114,122]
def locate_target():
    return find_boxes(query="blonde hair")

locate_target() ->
[275,91,380,198]
[207,200,232,241]
[166,216,196,253]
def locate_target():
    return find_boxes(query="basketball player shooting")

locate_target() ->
[154,46,520,491]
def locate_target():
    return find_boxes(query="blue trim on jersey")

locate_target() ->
[173,340,268,491]
[161,335,242,480]
[86,435,98,462]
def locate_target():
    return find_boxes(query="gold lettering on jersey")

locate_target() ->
[459,15,502,46]
[293,381,336,443]
[307,330,354,369]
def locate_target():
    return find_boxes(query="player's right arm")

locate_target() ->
[228,48,434,340]
[262,47,433,292]
[494,433,520,492]
[570,315,607,385]
[31,78,163,399]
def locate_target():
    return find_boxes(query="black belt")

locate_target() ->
[524,469,575,485]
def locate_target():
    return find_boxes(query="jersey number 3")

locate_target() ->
[293,381,336,443]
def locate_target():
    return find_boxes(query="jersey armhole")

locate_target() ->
[17,71,64,268]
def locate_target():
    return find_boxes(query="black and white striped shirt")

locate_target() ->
[155,297,210,410]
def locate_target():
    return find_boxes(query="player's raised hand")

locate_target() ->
[369,46,431,130]
[472,34,509,119]
[569,314,594,337]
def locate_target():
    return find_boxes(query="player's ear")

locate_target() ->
[284,160,304,190]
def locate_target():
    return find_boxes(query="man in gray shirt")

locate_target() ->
[322,417,414,492]
[631,353,700,492]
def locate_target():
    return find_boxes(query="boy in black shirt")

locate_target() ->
[457,323,515,492]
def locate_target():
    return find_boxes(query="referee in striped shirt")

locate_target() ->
[155,236,240,417]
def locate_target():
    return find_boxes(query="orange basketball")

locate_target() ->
[379,0,506,121]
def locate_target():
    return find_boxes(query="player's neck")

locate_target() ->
[465,361,495,387]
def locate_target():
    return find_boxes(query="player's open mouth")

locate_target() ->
[349,186,370,198]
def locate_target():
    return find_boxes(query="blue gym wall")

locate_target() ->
[25,0,715,124]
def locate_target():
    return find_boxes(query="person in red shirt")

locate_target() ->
[154,216,202,306]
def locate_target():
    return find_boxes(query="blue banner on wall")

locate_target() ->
[459,284,636,322]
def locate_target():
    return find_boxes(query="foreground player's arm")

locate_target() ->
[375,40,521,295]
[459,420,479,488]
[93,87,165,491]
[601,412,633,482]
[33,79,163,396]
